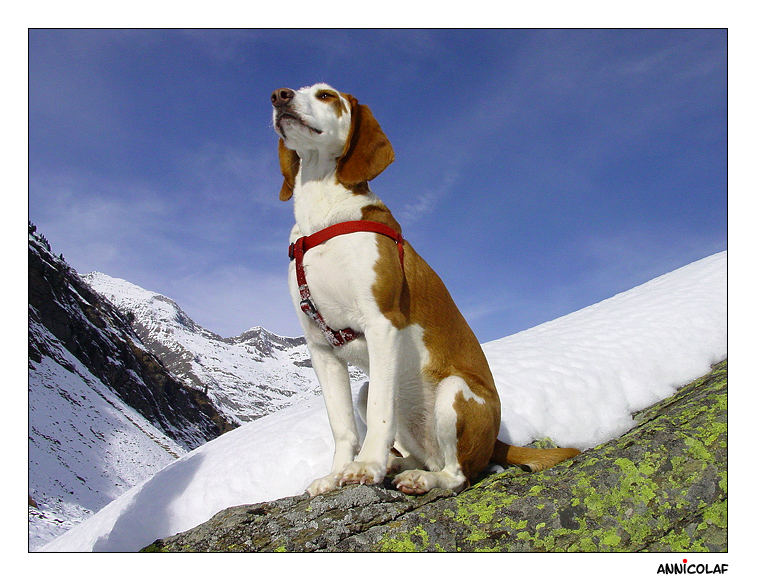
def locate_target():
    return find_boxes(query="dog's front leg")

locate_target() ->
[338,320,399,487]
[306,341,360,497]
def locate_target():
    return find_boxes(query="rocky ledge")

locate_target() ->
[143,360,727,552]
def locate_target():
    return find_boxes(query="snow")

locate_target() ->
[486,250,726,449]
[81,272,324,424]
[39,251,726,552]
[28,322,187,550]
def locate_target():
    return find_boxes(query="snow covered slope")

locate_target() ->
[40,251,726,552]
[28,229,233,550]
[484,250,727,450]
[82,273,323,424]
[28,322,187,550]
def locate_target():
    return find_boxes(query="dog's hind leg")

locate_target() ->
[356,380,423,475]
[392,375,495,494]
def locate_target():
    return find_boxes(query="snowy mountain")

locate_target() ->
[40,251,726,552]
[28,227,234,549]
[28,320,188,549]
[81,273,329,424]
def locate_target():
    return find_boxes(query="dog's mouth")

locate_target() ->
[275,110,323,136]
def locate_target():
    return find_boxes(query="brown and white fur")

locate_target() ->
[272,83,579,496]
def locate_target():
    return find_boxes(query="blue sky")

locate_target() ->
[28,29,726,342]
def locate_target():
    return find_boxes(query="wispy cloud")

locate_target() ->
[29,170,169,269]
[29,145,299,336]
[396,169,460,226]
[176,141,281,207]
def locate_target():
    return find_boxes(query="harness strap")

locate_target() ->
[288,220,404,348]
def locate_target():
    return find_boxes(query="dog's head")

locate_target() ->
[271,83,394,200]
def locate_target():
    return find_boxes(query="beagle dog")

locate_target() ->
[271,83,579,496]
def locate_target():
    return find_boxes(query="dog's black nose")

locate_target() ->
[271,88,294,107]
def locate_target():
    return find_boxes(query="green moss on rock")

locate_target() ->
[143,360,726,553]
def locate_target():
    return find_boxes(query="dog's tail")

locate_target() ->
[491,440,580,472]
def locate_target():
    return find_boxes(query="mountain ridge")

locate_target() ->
[82,272,327,424]
[28,228,234,447]
[28,225,236,548]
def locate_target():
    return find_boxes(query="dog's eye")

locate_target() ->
[317,92,333,100]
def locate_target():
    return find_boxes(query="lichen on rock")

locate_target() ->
[143,360,727,552]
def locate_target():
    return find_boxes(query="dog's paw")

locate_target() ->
[338,461,386,486]
[306,473,340,497]
[392,470,432,495]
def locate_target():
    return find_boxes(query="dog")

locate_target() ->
[271,83,579,496]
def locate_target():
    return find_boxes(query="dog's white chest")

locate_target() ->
[288,233,381,337]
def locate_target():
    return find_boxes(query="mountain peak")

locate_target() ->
[81,272,208,337]
[83,271,322,425]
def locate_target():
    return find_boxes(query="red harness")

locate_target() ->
[288,220,405,348]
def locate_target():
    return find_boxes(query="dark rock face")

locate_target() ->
[144,360,727,552]
[29,228,236,450]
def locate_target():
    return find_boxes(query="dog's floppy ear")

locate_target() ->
[336,94,394,188]
[278,138,300,201]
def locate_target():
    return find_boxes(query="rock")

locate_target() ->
[29,229,236,449]
[143,360,727,552]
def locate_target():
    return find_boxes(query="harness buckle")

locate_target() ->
[299,298,318,319]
